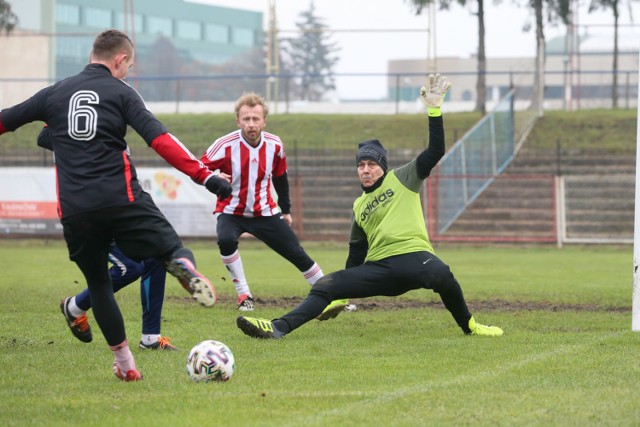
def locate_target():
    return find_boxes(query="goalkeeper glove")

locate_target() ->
[420,73,451,117]
[204,175,232,199]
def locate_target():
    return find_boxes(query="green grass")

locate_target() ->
[3,108,636,159]
[0,112,480,154]
[526,109,637,153]
[0,240,637,426]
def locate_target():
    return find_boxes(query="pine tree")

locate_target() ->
[282,1,340,102]
[0,0,18,35]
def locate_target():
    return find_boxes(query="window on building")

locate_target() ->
[232,27,254,47]
[177,20,201,40]
[147,16,173,37]
[115,13,144,33]
[84,7,112,28]
[205,23,228,43]
[56,36,94,78]
[56,4,80,25]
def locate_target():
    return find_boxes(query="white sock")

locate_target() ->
[221,251,251,296]
[303,263,324,285]
[110,340,136,372]
[67,297,86,318]
[141,334,160,346]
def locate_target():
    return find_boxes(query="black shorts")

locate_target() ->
[61,192,181,263]
[216,213,315,271]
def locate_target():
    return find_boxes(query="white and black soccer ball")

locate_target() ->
[186,340,235,383]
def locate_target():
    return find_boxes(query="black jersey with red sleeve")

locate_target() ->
[0,64,172,218]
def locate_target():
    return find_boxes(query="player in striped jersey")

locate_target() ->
[200,92,353,317]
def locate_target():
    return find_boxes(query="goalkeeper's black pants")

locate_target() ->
[272,251,473,334]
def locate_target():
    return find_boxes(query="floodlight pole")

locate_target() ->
[426,2,436,73]
[633,45,640,331]
[266,0,279,113]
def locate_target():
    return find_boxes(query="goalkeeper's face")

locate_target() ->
[357,160,384,188]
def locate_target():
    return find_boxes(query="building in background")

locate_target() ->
[2,1,637,112]
[388,33,639,110]
[3,0,263,104]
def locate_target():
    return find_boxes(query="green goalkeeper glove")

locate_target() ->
[420,73,451,117]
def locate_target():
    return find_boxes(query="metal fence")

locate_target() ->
[1,69,638,114]
[558,174,634,244]
[432,90,538,234]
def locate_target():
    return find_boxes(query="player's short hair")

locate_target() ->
[92,29,134,60]
[234,92,269,118]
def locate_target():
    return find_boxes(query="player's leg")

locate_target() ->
[251,216,323,284]
[250,215,355,318]
[138,257,176,350]
[216,214,253,310]
[108,243,145,288]
[61,213,141,381]
[114,194,217,308]
[60,243,144,343]
[237,262,388,339]
[413,252,503,336]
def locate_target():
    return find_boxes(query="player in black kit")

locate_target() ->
[0,29,232,381]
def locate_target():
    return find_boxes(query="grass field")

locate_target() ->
[0,240,638,426]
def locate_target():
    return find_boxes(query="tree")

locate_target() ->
[588,0,622,108]
[136,37,183,101]
[519,0,570,114]
[0,0,18,35]
[281,1,340,102]
[405,0,489,115]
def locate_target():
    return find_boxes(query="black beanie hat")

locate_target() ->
[356,139,388,172]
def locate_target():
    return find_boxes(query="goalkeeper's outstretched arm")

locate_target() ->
[417,73,451,179]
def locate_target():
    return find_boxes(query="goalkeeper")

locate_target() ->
[237,74,504,339]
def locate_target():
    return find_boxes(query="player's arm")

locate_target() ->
[345,216,368,268]
[396,74,450,187]
[0,88,49,136]
[272,172,291,215]
[199,149,231,183]
[37,125,53,151]
[122,88,231,198]
[150,133,232,198]
[416,74,450,179]
[414,115,445,179]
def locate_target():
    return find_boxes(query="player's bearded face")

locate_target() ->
[237,105,266,147]
[357,160,384,187]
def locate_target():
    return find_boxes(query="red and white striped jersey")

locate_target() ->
[200,129,287,217]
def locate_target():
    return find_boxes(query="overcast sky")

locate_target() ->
[190,0,639,99]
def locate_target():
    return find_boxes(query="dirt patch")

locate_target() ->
[170,295,628,312]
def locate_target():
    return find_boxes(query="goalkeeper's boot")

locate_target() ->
[60,297,93,343]
[139,336,178,351]
[167,258,217,307]
[236,316,284,339]
[467,316,504,337]
[113,361,143,382]
[316,299,349,321]
[237,294,255,311]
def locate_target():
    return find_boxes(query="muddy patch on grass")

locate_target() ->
[170,295,627,312]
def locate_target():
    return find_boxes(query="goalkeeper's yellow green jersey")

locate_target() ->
[352,162,434,262]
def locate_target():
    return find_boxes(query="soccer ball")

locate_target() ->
[186,340,235,383]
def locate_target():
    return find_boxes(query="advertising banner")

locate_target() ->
[0,167,217,237]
